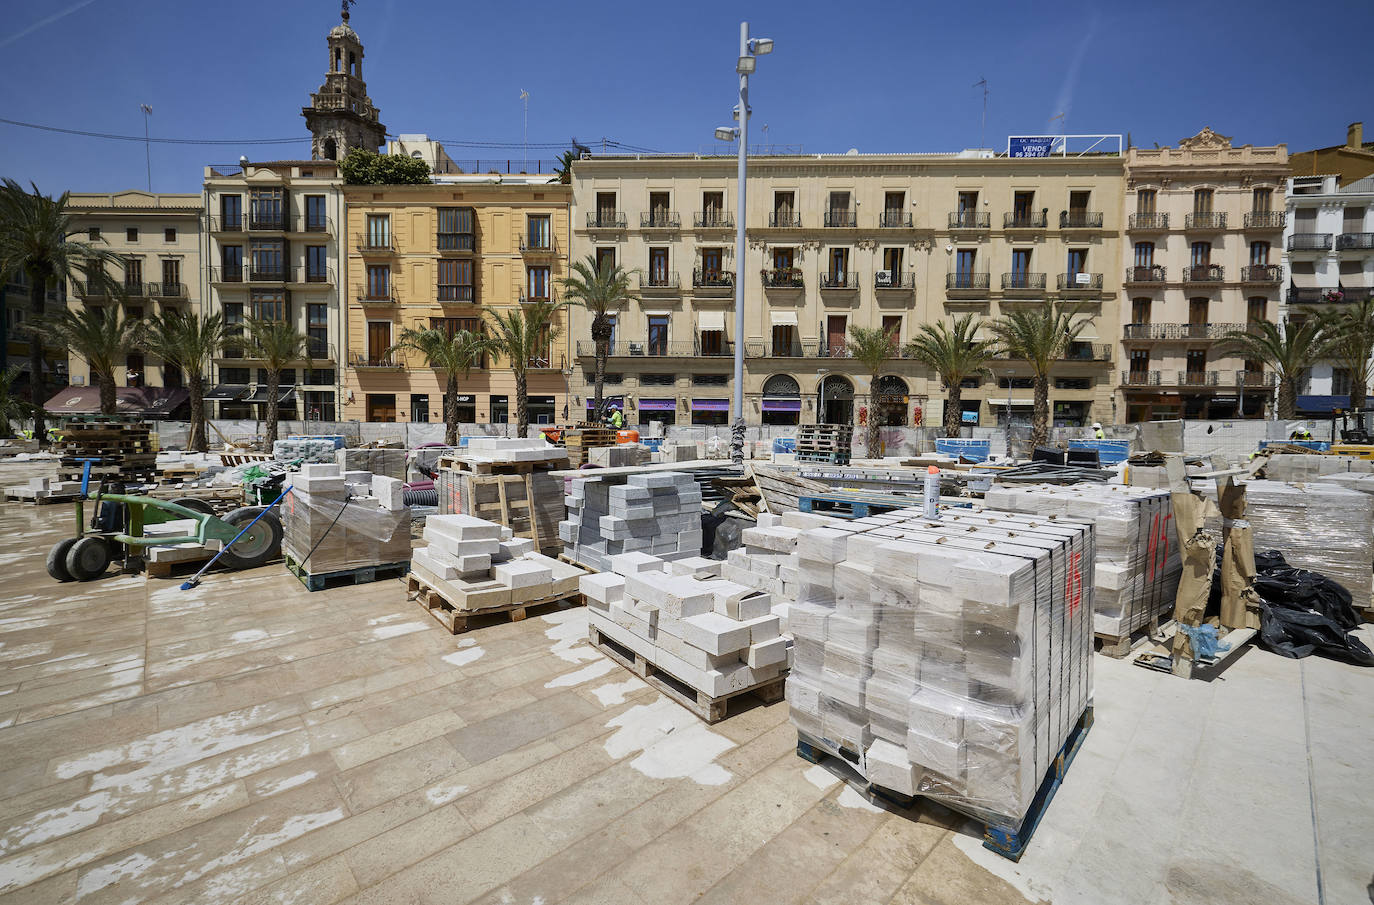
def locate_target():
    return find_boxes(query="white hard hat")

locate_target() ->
[1092,422,1102,429]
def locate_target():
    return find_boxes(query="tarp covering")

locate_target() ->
[44,386,189,418]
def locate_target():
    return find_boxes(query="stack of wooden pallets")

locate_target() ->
[55,416,158,484]
[564,425,617,467]
[794,423,853,465]
[435,438,569,553]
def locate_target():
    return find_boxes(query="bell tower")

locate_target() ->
[302,0,386,161]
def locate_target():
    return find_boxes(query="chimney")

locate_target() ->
[1349,122,1364,149]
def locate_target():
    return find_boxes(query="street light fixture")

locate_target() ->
[719,21,774,465]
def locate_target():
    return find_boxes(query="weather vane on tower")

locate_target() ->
[341,0,354,23]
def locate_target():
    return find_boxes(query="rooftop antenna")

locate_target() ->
[519,89,529,172]
[139,104,152,191]
[973,77,988,150]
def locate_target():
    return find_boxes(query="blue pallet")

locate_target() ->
[935,438,991,462]
[284,554,411,592]
[773,437,798,454]
[1068,439,1130,464]
[1258,439,1330,452]
[799,493,912,519]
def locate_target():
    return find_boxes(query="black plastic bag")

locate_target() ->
[1248,550,1374,666]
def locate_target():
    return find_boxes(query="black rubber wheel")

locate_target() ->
[66,537,113,581]
[169,497,215,516]
[46,538,78,581]
[217,508,282,571]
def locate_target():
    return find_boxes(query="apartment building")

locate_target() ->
[568,150,1123,429]
[341,179,572,425]
[1120,129,1289,421]
[63,191,203,392]
[1282,170,1374,410]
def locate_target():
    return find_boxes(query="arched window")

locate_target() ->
[762,374,800,397]
[872,375,908,396]
[323,138,337,161]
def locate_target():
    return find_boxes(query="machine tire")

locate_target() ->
[46,538,78,581]
[66,537,113,581]
[170,497,215,516]
[217,508,282,571]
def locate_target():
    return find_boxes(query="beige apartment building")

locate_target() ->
[63,191,203,392]
[1120,129,1289,421]
[568,152,1124,429]
[341,180,572,425]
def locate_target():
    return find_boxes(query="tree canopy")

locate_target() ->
[340,148,432,185]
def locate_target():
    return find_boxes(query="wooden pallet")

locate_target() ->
[408,573,582,634]
[4,492,81,505]
[469,473,542,553]
[796,705,1093,862]
[284,553,410,592]
[220,452,273,467]
[798,492,914,519]
[588,624,786,724]
[794,452,851,466]
[1094,615,1170,659]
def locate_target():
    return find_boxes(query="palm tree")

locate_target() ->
[1308,297,1374,410]
[0,180,125,439]
[904,313,997,438]
[36,306,144,415]
[560,254,637,424]
[846,324,900,457]
[0,366,33,439]
[485,300,563,438]
[1218,318,1327,420]
[388,325,493,446]
[990,302,1090,447]
[141,311,231,452]
[234,318,311,447]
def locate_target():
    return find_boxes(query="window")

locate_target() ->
[528,326,552,368]
[1247,297,1266,323]
[647,315,669,355]
[490,395,508,424]
[1066,248,1087,275]
[828,247,849,282]
[1132,298,1152,323]
[827,192,852,226]
[702,192,725,226]
[1250,241,1270,265]
[126,227,138,242]
[884,191,905,226]
[220,366,250,384]
[700,247,723,279]
[221,195,242,230]
[1129,349,1150,378]
[1136,189,1156,215]
[1011,248,1032,278]
[1134,242,1154,267]
[1193,189,1213,214]
[649,192,670,226]
[249,189,283,229]
[773,247,794,270]
[221,245,243,281]
[306,246,327,282]
[161,228,175,243]
[438,207,474,250]
[596,192,617,220]
[410,394,429,423]
[699,327,724,356]
[1188,297,1209,326]
[595,247,615,273]
[526,266,551,300]
[251,289,286,322]
[1013,191,1034,219]
[640,373,675,386]
[438,259,473,301]
[881,315,901,350]
[1252,188,1272,213]
[1190,242,1211,266]
[123,352,144,388]
[957,191,978,213]
[249,240,284,279]
[366,214,391,248]
[955,249,977,281]
[123,257,143,287]
[771,323,800,356]
[525,214,550,250]
[1332,368,1352,396]
[307,303,328,357]
[1055,377,1091,390]
[306,368,335,385]
[366,265,390,299]
[648,249,670,286]
[88,227,100,241]
[304,391,335,421]
[366,322,391,365]
[366,393,396,422]
[305,195,327,231]
[692,374,727,386]
[772,191,795,225]
[1068,191,1090,214]
[1185,349,1207,377]
[161,259,180,292]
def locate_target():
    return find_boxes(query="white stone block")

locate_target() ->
[298,462,340,479]
[493,559,553,589]
[864,739,918,796]
[798,527,852,564]
[609,551,663,576]
[740,613,782,644]
[668,556,721,578]
[579,572,626,608]
[682,611,752,655]
[371,475,407,510]
[426,513,504,542]
[746,635,789,669]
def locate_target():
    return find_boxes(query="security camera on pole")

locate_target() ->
[715,22,773,465]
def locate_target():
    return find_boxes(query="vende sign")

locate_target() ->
[1009,136,1055,158]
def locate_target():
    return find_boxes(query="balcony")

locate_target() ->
[73,280,108,298]
[823,210,857,228]
[119,281,147,298]
[1240,264,1281,284]
[874,270,915,290]
[356,286,397,305]
[348,352,405,370]
[306,342,337,363]
[693,269,735,292]
[437,286,476,303]
[574,340,732,358]
[996,343,1111,362]
[1001,272,1047,293]
[1128,212,1169,231]
[641,272,681,292]
[1338,232,1374,250]
[1122,322,1245,341]
[743,339,825,358]
[440,234,478,253]
[1004,212,1048,230]
[209,266,243,284]
[1176,370,1221,388]
[946,272,991,293]
[1286,287,1332,305]
[525,351,568,370]
[355,233,395,254]
[206,215,245,233]
[148,281,188,299]
[246,265,287,283]
[1125,265,1167,285]
[1058,272,1103,292]
[1060,211,1104,230]
[1236,370,1274,388]
[693,211,734,229]
[1287,233,1332,252]
[880,211,913,228]
[248,215,286,232]
[1243,211,1285,230]
[1121,370,1162,387]
[585,212,627,229]
[640,211,681,230]
[819,271,858,290]
[767,212,802,228]
[949,211,990,230]
[1182,264,1225,284]
[1184,212,1227,231]
[762,268,803,288]
[518,291,559,305]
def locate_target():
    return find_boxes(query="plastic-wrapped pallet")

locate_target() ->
[336,448,408,480]
[559,471,703,572]
[982,483,1180,637]
[273,438,339,464]
[1205,479,1374,605]
[1263,453,1372,483]
[283,464,412,574]
[787,506,1093,832]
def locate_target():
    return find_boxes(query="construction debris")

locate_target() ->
[560,471,703,571]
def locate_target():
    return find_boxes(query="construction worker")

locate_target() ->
[608,407,624,430]
[1092,422,1105,440]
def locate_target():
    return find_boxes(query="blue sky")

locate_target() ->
[0,0,1370,195]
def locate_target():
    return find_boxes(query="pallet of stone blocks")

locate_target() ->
[795,424,853,465]
[409,513,586,633]
[55,417,158,483]
[281,463,413,589]
[785,506,1094,848]
[559,470,703,572]
[720,510,851,605]
[982,483,1182,652]
[4,477,84,503]
[582,551,790,723]
[435,439,568,552]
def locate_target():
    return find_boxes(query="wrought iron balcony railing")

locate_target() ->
[1060,211,1104,229]
[1288,233,1333,251]
[439,234,477,252]
[1001,272,1046,290]
[1243,211,1285,229]
[693,269,735,289]
[641,272,681,290]
[762,267,804,288]
[1286,287,1328,304]
[575,340,732,358]
[880,211,913,228]
[743,339,826,358]
[1338,232,1374,250]
[949,211,991,229]
[1236,370,1274,387]
[1176,370,1221,387]
[768,212,802,228]
[355,233,395,252]
[1058,272,1103,291]
[1182,264,1225,282]
[1128,212,1169,230]
[1184,212,1227,230]
[348,352,405,369]
[437,286,476,302]
[1121,370,1162,387]
[823,210,857,228]
[946,272,991,290]
[1004,211,1048,229]
[356,286,397,304]
[819,271,858,289]
[1125,265,1166,283]
[148,281,187,298]
[874,270,915,289]
[247,265,287,282]
[299,216,332,234]
[210,266,243,283]
[1240,264,1281,283]
[1122,322,1246,341]
[248,215,285,231]
[996,343,1111,362]
[693,211,734,229]
[585,212,627,229]
[641,211,681,229]
[206,215,244,232]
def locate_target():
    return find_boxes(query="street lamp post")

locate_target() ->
[715,22,773,465]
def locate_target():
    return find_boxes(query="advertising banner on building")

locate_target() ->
[1008,136,1056,158]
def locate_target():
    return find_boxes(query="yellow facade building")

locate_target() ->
[342,179,572,425]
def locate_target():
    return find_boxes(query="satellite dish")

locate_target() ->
[846,148,859,155]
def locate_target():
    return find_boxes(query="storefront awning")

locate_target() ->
[770,310,799,326]
[205,384,248,401]
[698,311,726,331]
[638,398,676,412]
[1290,268,1319,288]
[691,398,729,412]
[761,398,801,412]
[243,385,297,404]
[585,396,623,410]
[44,386,189,418]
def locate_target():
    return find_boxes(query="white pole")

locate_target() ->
[730,21,749,464]
[140,104,152,192]
[519,90,529,173]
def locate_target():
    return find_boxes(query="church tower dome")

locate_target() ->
[302,1,387,161]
